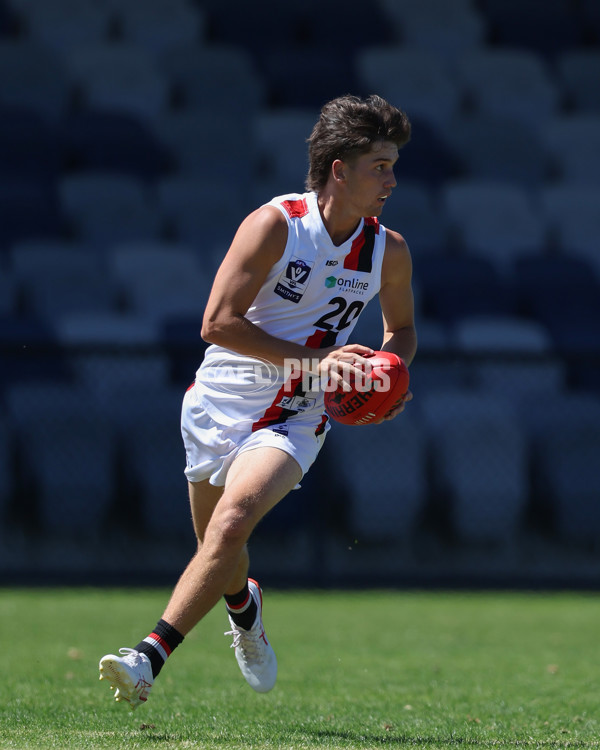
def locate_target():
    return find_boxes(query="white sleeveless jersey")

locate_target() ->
[195,191,387,431]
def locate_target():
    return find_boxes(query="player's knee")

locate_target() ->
[212,506,256,550]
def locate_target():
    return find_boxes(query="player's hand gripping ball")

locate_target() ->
[324,351,410,426]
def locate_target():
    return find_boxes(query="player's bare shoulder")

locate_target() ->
[228,203,289,266]
[382,227,413,284]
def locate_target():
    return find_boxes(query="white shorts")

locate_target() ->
[181,384,328,486]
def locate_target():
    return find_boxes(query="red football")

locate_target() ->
[324,351,410,426]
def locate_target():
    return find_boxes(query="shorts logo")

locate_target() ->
[274,257,313,303]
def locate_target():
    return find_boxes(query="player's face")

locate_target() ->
[343,141,399,217]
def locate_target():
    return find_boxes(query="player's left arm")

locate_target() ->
[376,228,417,420]
[379,228,417,365]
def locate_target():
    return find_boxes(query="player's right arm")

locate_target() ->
[201,206,372,381]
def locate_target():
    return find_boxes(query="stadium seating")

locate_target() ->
[539,185,600,268]
[452,314,567,397]
[327,410,428,542]
[114,0,205,55]
[356,46,462,131]
[156,176,250,256]
[5,382,116,534]
[160,43,265,116]
[58,172,162,247]
[109,384,191,538]
[443,115,550,187]
[253,109,319,187]
[380,0,486,61]
[479,0,583,58]
[521,393,600,543]
[60,42,170,120]
[441,180,546,267]
[556,51,600,113]
[61,110,170,181]
[0,40,71,117]
[14,0,111,52]
[0,177,65,252]
[0,107,62,182]
[152,111,255,187]
[0,272,18,318]
[413,255,516,322]
[421,390,528,544]
[541,115,600,185]
[0,414,14,526]
[379,181,448,255]
[454,49,560,129]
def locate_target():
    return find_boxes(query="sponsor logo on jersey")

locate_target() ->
[324,276,370,294]
[325,259,338,266]
[274,257,313,303]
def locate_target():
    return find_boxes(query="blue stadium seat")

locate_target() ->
[541,115,600,186]
[161,314,207,386]
[394,117,460,188]
[20,266,119,320]
[109,384,190,538]
[115,0,205,55]
[159,42,265,117]
[0,414,13,524]
[480,0,583,59]
[421,390,529,544]
[413,255,516,322]
[380,181,448,255]
[0,272,18,318]
[0,317,69,393]
[441,180,546,268]
[62,42,170,120]
[556,51,600,113]
[61,110,170,180]
[0,178,65,251]
[443,115,550,188]
[5,382,115,534]
[355,46,462,131]
[16,0,111,52]
[0,40,72,118]
[253,109,317,190]
[327,410,428,542]
[379,0,486,60]
[0,107,62,181]
[152,111,254,186]
[454,49,560,129]
[156,177,250,256]
[58,172,162,248]
[521,393,600,543]
[539,185,600,270]
[451,314,567,398]
[258,47,360,108]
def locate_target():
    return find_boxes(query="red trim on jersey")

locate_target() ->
[315,414,329,436]
[343,217,379,272]
[251,372,304,432]
[365,216,380,233]
[281,198,309,218]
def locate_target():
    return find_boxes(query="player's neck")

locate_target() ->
[317,192,361,247]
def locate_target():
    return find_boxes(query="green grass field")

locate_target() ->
[2,588,599,749]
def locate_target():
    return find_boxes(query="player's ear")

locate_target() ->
[332,159,346,183]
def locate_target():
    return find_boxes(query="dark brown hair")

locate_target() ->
[306,94,411,192]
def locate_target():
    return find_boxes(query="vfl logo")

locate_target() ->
[274,257,313,303]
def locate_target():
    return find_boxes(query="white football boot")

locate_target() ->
[225,578,277,693]
[99,648,154,710]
